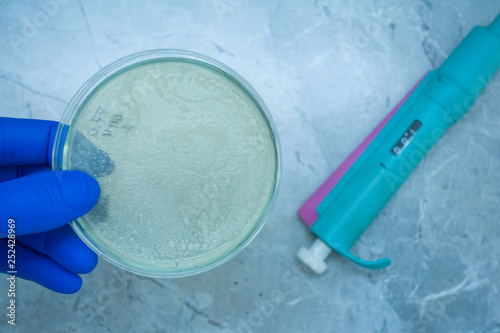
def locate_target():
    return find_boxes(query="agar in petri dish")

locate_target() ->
[53,50,280,277]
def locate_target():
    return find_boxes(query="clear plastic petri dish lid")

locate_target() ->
[53,49,281,278]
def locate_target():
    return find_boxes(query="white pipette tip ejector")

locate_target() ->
[296,238,332,274]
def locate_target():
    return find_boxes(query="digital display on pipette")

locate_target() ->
[390,119,422,155]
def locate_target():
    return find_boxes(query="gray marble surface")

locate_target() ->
[1,0,500,332]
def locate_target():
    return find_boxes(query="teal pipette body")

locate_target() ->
[297,14,500,273]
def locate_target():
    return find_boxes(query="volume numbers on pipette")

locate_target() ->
[390,119,422,155]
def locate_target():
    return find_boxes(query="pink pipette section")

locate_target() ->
[298,74,427,227]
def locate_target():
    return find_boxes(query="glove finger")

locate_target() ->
[18,224,98,275]
[0,239,83,294]
[0,117,58,167]
[0,164,51,183]
[0,170,100,237]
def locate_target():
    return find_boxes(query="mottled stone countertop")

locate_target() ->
[1,1,500,332]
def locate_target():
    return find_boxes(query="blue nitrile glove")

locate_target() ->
[0,117,101,294]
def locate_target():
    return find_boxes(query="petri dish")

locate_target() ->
[52,49,281,277]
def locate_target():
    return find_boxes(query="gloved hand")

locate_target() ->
[0,117,101,294]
